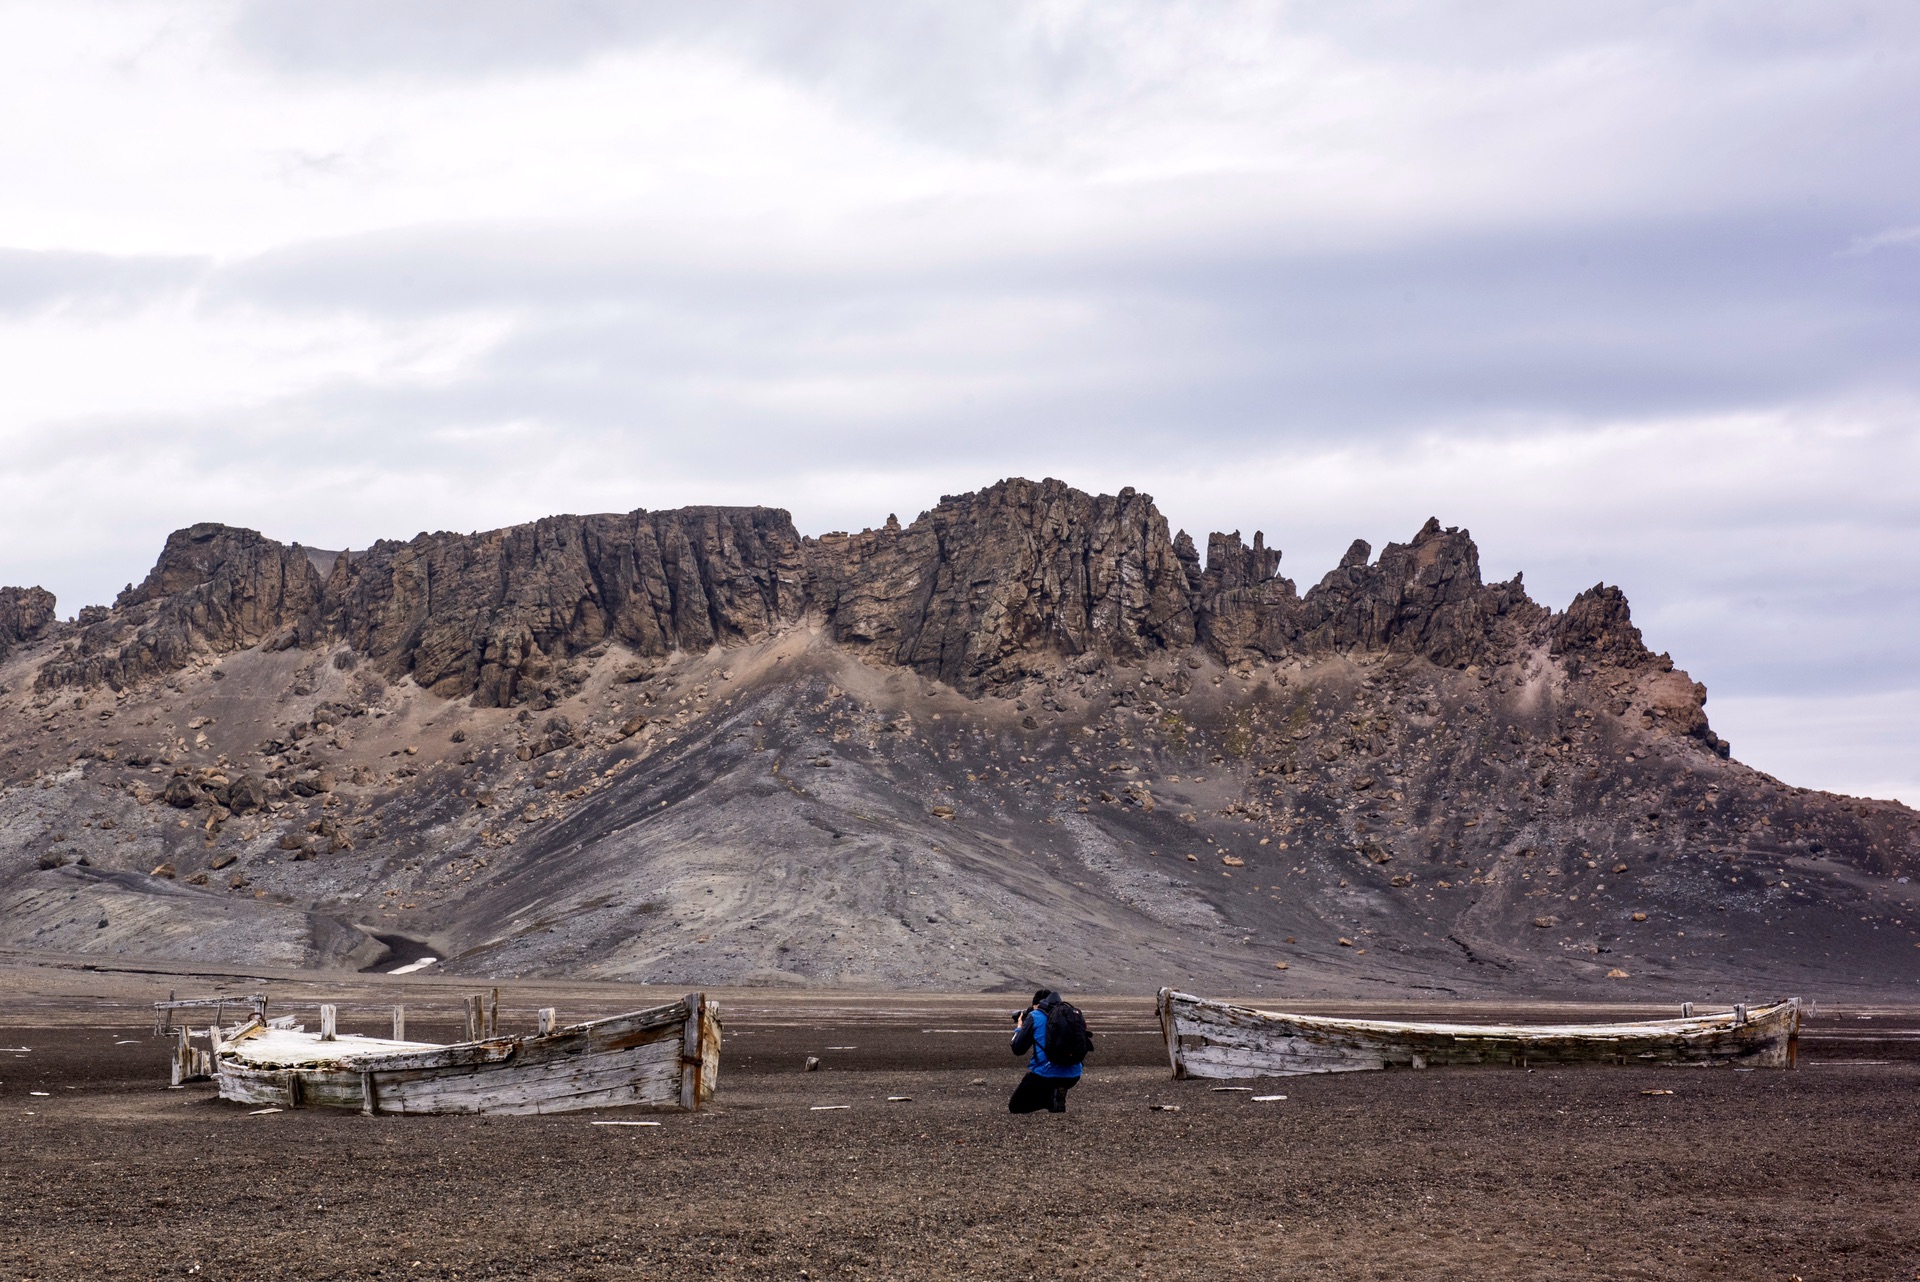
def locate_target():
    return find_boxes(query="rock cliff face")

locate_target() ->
[321,507,807,708]
[1,478,1913,993]
[810,479,1197,687]
[0,586,56,660]
[37,524,324,691]
[19,478,1664,705]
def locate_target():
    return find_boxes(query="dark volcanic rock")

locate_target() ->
[37,524,322,690]
[1553,583,1654,669]
[1287,517,1547,667]
[810,479,1197,688]
[0,585,56,659]
[324,507,807,706]
[19,481,1632,704]
[0,475,1916,993]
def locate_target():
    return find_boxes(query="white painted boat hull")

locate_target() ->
[1157,989,1799,1080]
[216,994,721,1115]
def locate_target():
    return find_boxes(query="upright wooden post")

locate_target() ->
[1734,1003,1748,1026]
[392,1005,405,1042]
[488,988,499,1038]
[538,1008,557,1036]
[1157,988,1186,1080]
[1681,1002,1693,1018]
[465,994,483,1041]
[680,994,703,1111]
[319,1004,337,1041]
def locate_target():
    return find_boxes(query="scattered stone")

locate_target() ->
[804,1056,820,1072]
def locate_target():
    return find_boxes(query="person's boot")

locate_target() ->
[1049,1085,1067,1113]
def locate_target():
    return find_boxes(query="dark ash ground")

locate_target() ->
[2,968,1917,1280]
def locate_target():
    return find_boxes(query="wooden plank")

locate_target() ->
[1160,990,1800,1080]
[214,996,718,1116]
[696,996,721,1110]
[679,993,702,1111]
[319,1004,337,1042]
[393,1005,405,1042]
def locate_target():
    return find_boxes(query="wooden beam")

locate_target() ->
[680,993,702,1111]
[319,1004,337,1042]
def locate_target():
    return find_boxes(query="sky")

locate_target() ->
[1,1,1916,802]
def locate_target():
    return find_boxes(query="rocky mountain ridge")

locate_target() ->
[30,480,1709,724]
[0,478,1914,997]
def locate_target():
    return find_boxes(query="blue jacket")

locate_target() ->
[1012,1005,1081,1079]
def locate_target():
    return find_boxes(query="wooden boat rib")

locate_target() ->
[213,993,720,1115]
[1157,988,1799,1079]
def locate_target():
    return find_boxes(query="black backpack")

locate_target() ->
[1043,999,1093,1067]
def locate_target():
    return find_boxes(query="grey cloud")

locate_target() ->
[207,204,1920,446]
[229,0,1106,146]
[0,248,203,315]
[225,1,1920,171]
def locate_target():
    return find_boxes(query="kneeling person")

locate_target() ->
[1009,988,1091,1114]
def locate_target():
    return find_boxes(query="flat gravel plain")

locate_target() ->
[2,977,1917,1280]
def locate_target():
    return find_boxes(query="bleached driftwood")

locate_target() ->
[1156,989,1800,1080]
[214,994,720,1116]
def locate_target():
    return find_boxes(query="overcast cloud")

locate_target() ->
[0,0,1915,801]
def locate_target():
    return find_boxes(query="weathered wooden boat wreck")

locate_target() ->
[1156,989,1800,1079]
[165,993,720,1115]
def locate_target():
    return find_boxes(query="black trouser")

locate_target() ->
[1009,1071,1077,1114]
